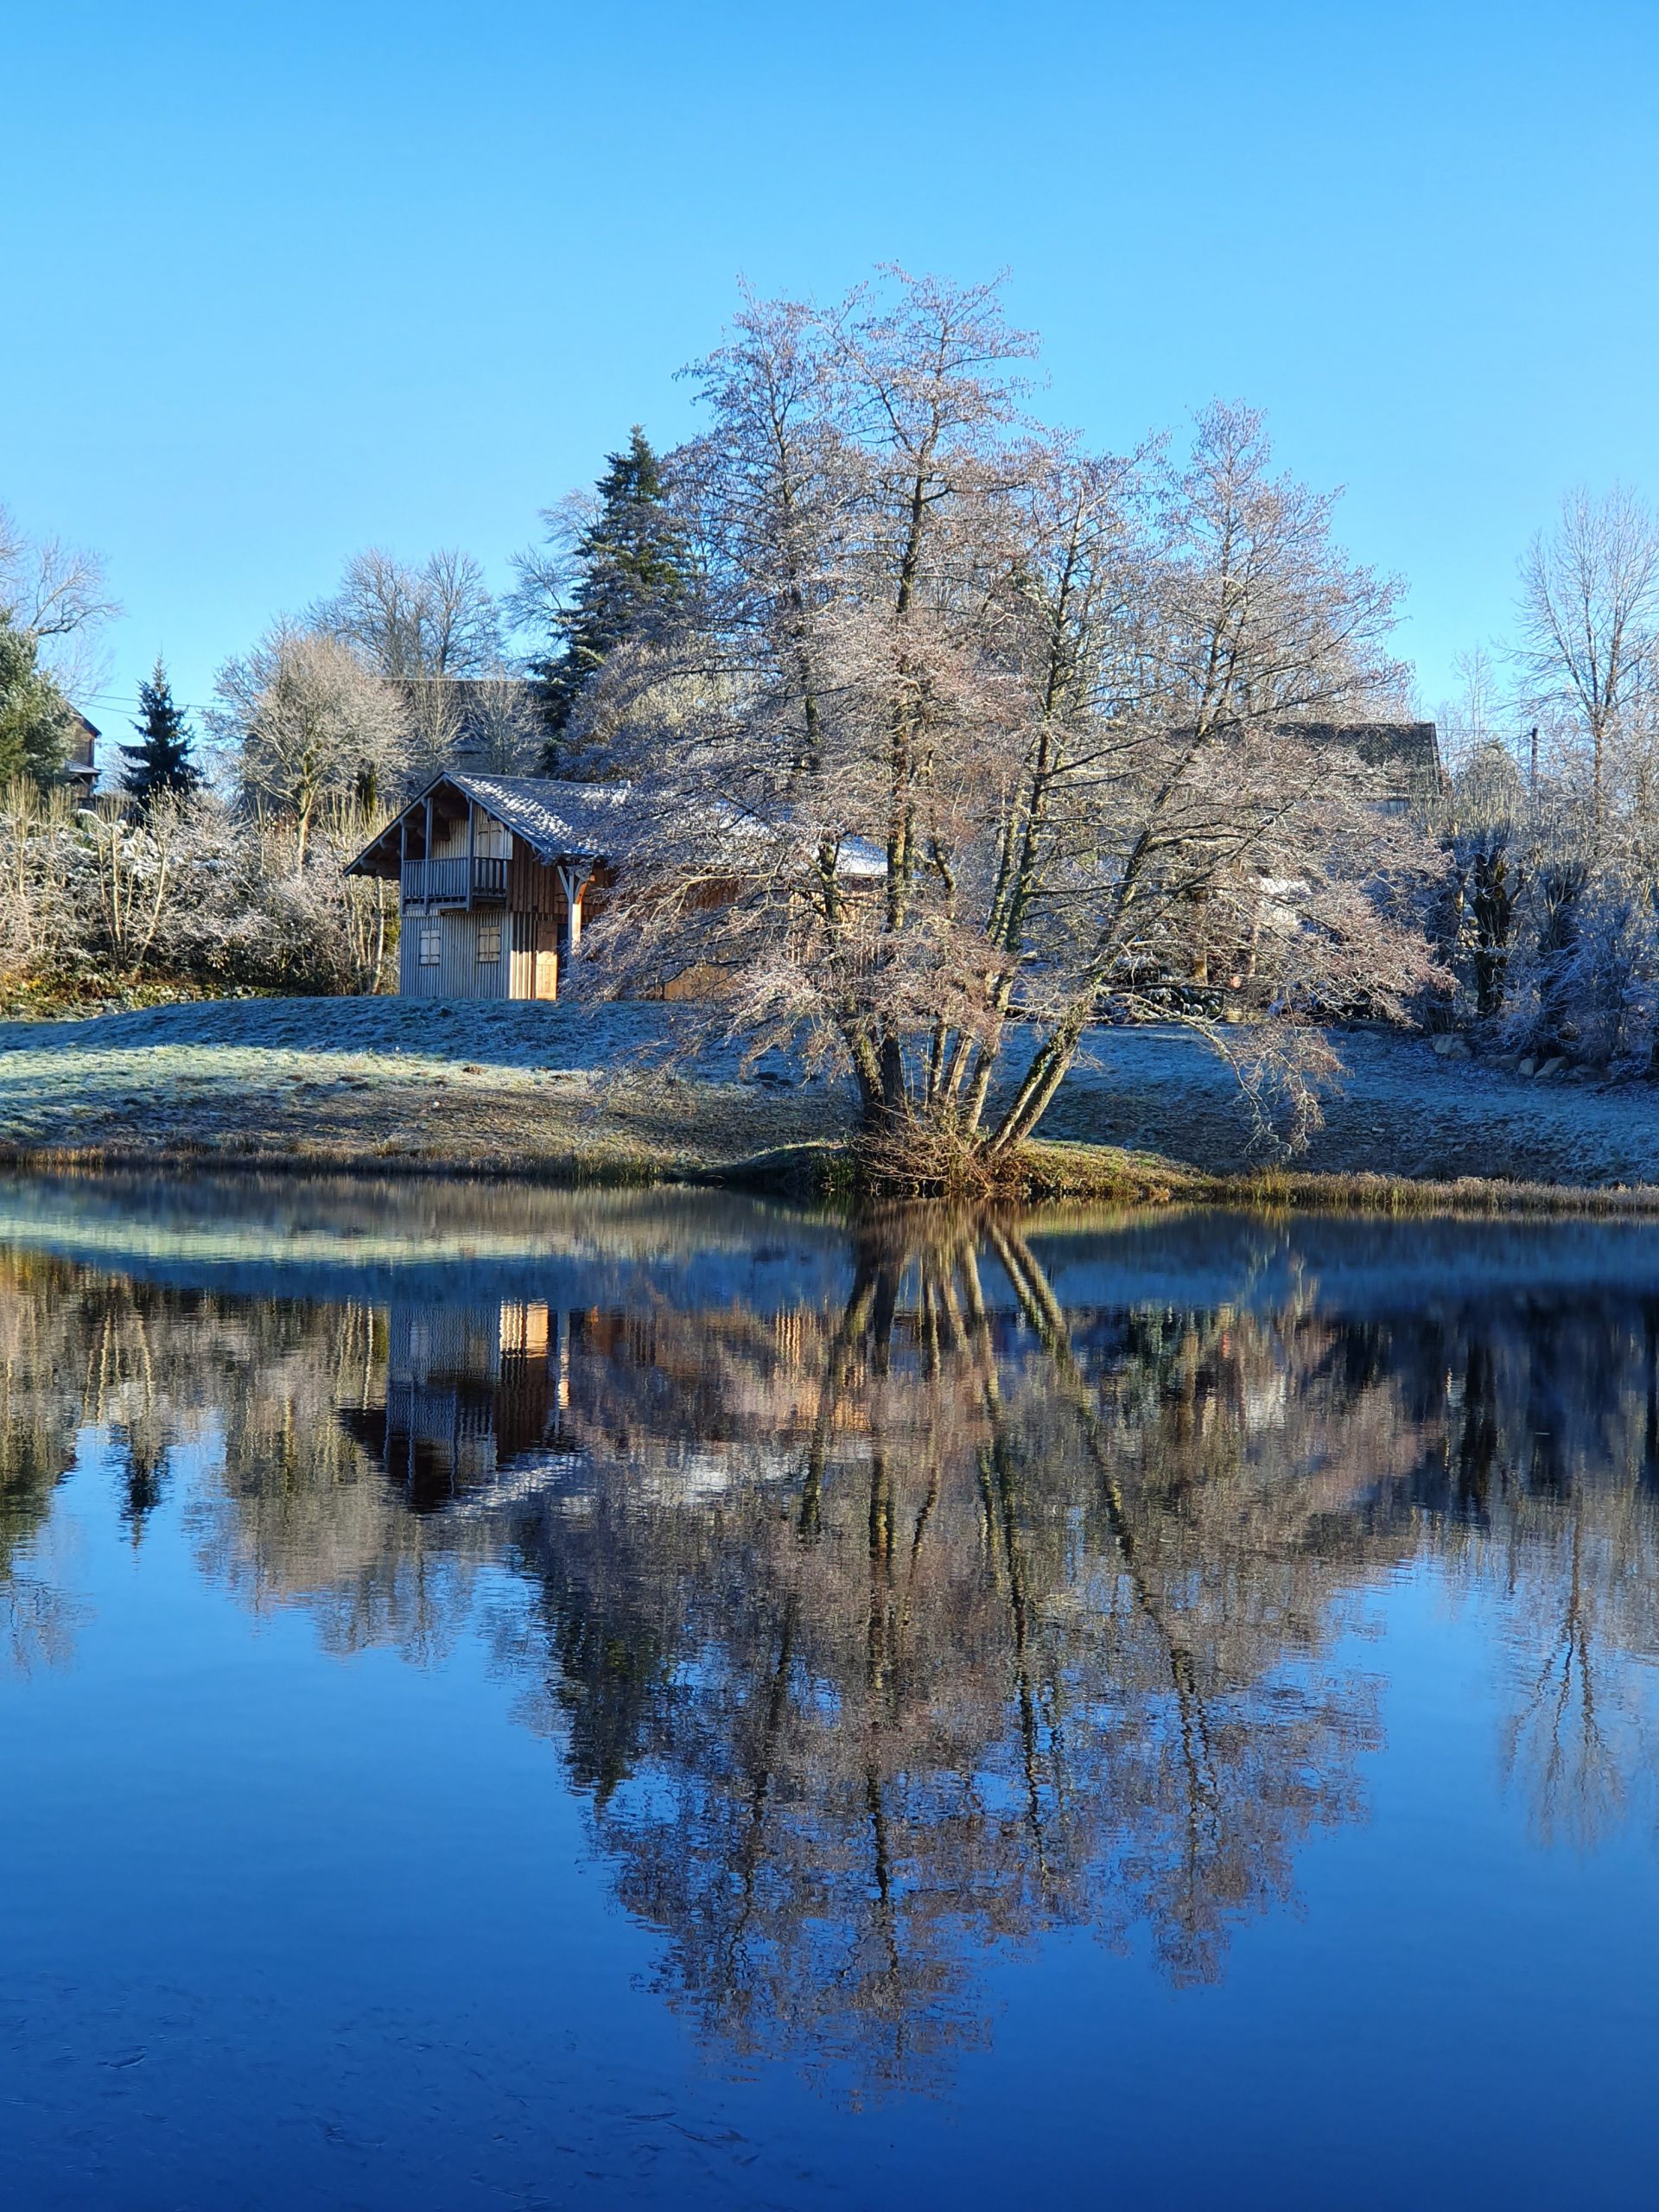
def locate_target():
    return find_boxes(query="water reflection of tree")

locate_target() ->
[0,1249,211,1660]
[488,1220,1408,2091]
[0,1252,90,1665]
[1417,1300,1659,1850]
[0,1253,493,1668]
[9,1217,1659,2086]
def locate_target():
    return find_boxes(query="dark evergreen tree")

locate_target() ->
[528,427,690,769]
[0,613,77,789]
[122,658,202,804]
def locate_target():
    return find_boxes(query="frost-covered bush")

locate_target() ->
[1564,881,1657,1067]
[0,785,397,1002]
[1489,847,1659,1070]
[143,800,396,995]
[1435,728,1659,1068]
[1499,870,1658,1067]
[0,779,78,979]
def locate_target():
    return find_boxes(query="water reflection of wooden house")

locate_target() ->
[343,1296,874,1515]
[343,1300,575,1512]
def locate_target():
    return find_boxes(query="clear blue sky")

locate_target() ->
[5,0,1656,736]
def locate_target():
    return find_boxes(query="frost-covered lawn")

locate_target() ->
[0,998,850,1175]
[1041,1023,1659,1184]
[2,995,1656,1185]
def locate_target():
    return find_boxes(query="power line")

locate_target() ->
[78,671,534,716]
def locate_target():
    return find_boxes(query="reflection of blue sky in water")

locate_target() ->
[3,1177,1659,2208]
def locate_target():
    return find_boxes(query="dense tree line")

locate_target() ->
[6,268,1659,1063]
[1431,492,1659,1069]
[0,449,676,1000]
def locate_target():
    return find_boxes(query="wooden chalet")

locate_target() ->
[345,772,633,1001]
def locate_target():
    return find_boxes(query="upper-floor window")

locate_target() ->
[474,814,511,860]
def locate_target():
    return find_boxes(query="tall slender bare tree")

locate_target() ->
[1516,486,1659,832]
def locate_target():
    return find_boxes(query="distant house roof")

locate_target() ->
[1283,721,1443,801]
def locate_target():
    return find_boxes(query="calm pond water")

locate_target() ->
[4,1173,1659,2209]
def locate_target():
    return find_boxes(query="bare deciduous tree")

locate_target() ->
[1516,486,1659,832]
[0,504,118,642]
[1437,645,1508,774]
[571,271,1443,1184]
[311,546,504,680]
[0,502,118,702]
[309,547,543,781]
[212,624,405,866]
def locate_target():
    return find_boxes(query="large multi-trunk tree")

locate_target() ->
[570,271,1442,1176]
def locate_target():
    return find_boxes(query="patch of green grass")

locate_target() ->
[1218,1166,1659,1217]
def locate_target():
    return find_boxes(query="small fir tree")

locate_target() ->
[0,613,76,788]
[531,427,690,766]
[122,658,202,804]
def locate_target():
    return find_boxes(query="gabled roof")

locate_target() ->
[344,772,636,878]
[63,706,99,782]
[835,835,887,880]
[443,773,634,861]
[1282,721,1443,798]
[346,770,892,882]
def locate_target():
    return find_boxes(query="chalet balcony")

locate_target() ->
[401,856,509,907]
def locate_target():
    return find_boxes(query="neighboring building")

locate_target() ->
[62,709,99,790]
[345,772,633,1001]
[1287,721,1443,811]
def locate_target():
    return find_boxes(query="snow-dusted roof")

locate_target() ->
[344,772,639,878]
[444,773,635,861]
[836,835,887,880]
[345,771,891,881]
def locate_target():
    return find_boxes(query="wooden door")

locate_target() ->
[510,912,560,1001]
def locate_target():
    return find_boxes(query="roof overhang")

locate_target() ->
[342,773,474,880]
[342,772,623,879]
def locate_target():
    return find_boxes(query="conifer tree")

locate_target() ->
[122,658,202,804]
[0,613,76,788]
[522,427,690,766]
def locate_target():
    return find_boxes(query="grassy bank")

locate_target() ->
[9,1122,1659,1226]
[7,996,1659,1219]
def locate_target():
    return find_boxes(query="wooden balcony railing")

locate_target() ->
[401,856,508,906]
